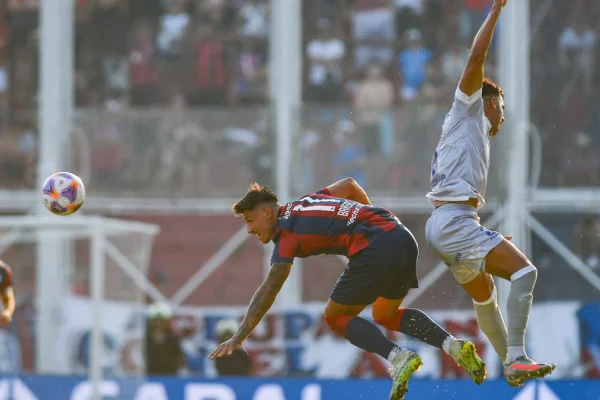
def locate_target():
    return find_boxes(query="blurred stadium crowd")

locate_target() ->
[0,0,598,195]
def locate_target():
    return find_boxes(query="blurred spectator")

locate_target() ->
[213,318,253,376]
[232,40,268,104]
[157,0,191,59]
[90,108,124,188]
[558,132,600,187]
[332,120,367,187]
[352,0,395,68]
[441,40,470,84]
[186,25,229,106]
[397,28,432,102]
[129,21,161,106]
[352,64,394,157]
[145,302,184,376]
[237,0,269,38]
[573,215,600,270]
[305,19,346,102]
[394,0,423,38]
[102,51,129,104]
[153,94,210,193]
[558,20,596,94]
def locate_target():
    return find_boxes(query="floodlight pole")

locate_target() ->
[498,0,530,313]
[36,0,74,373]
[270,0,302,306]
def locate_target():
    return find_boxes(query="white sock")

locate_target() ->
[387,346,401,363]
[442,335,457,357]
[506,345,526,364]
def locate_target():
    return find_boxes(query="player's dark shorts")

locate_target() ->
[330,225,419,305]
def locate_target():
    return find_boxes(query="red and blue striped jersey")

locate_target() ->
[271,188,401,264]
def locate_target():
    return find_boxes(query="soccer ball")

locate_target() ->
[41,172,86,216]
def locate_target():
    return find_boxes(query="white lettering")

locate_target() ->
[282,202,293,219]
[70,380,119,400]
[185,384,236,400]
[253,384,286,400]
[300,197,342,204]
[347,204,363,226]
[135,383,169,400]
[0,379,39,400]
[302,384,322,400]
[337,200,353,217]
[293,205,336,212]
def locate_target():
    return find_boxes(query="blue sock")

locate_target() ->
[345,316,398,359]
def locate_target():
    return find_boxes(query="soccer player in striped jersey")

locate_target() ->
[210,177,486,400]
[424,0,554,388]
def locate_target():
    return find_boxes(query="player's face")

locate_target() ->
[242,206,276,243]
[486,96,505,137]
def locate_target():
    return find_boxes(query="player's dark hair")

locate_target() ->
[482,78,504,99]
[232,183,279,215]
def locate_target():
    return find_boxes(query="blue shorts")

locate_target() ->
[330,225,420,305]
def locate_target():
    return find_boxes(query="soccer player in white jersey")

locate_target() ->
[424,0,555,388]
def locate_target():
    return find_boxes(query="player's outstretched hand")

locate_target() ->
[494,0,508,7]
[209,337,242,359]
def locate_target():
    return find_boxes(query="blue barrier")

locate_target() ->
[0,376,597,400]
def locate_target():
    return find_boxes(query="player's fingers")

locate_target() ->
[504,235,512,241]
[208,349,218,359]
[209,346,224,359]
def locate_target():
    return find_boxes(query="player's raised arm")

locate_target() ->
[209,262,291,359]
[459,0,506,96]
[325,177,372,206]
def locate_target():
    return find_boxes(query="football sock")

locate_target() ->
[344,317,397,359]
[376,308,452,350]
[506,265,537,363]
[473,286,508,363]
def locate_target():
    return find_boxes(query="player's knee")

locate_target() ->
[510,264,537,283]
[373,308,405,331]
[324,315,354,337]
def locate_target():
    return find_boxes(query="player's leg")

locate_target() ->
[425,206,509,366]
[324,299,422,400]
[326,241,421,400]
[484,238,556,386]
[460,271,508,364]
[324,299,396,360]
[373,297,487,385]
[372,226,485,384]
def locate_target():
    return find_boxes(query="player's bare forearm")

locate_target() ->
[459,1,505,95]
[325,177,372,206]
[232,262,291,342]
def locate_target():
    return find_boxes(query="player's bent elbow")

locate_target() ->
[341,177,358,187]
[327,177,362,198]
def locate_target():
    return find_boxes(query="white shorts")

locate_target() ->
[425,203,504,284]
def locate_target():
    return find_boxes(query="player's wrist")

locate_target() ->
[231,333,245,343]
[491,3,503,13]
